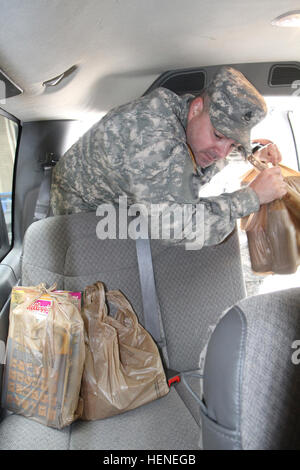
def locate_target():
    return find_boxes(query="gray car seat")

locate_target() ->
[201,288,300,450]
[0,211,246,450]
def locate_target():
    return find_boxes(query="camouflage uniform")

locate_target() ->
[51,68,264,247]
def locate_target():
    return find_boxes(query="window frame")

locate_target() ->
[287,109,300,172]
[0,106,21,261]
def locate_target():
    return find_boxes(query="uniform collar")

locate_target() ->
[179,93,195,129]
[187,144,199,174]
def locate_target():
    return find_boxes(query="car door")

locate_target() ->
[0,109,21,389]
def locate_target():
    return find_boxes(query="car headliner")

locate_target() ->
[0,0,300,122]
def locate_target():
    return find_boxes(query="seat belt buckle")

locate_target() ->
[166,369,181,387]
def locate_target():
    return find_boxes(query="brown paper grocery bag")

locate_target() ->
[80,282,169,420]
[241,163,300,275]
[1,284,85,429]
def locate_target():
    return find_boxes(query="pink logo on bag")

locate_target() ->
[27,299,52,315]
[27,292,81,316]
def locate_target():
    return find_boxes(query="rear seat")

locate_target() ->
[0,211,246,450]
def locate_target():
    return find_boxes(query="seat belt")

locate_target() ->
[135,237,207,398]
[135,237,167,356]
[34,153,58,221]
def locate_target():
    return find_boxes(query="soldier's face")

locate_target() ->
[186,97,237,168]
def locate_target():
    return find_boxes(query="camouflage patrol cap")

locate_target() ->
[206,66,267,155]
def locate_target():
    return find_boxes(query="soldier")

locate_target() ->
[50,66,286,247]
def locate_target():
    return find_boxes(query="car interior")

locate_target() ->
[0,0,300,451]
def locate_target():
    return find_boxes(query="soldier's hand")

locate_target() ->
[251,139,282,166]
[249,167,287,205]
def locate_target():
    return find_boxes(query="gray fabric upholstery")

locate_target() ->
[0,389,199,450]
[0,211,246,449]
[21,212,246,373]
[70,388,199,450]
[175,379,203,427]
[0,411,70,450]
[200,288,300,450]
[201,306,246,450]
[239,289,300,450]
[152,231,246,373]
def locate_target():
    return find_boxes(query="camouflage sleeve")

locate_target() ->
[139,185,260,250]
[200,186,260,246]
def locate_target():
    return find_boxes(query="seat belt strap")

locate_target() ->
[34,153,58,221]
[135,238,165,348]
[34,166,53,221]
[167,368,206,413]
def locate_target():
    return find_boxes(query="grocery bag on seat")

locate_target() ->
[1,284,85,429]
[80,281,169,420]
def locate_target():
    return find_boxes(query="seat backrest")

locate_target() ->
[21,211,246,373]
[201,288,300,450]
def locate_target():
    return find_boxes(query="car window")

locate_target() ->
[196,94,300,297]
[251,96,300,171]
[0,113,18,258]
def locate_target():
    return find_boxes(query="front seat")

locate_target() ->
[200,288,300,450]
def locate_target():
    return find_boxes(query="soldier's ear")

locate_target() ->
[187,97,204,122]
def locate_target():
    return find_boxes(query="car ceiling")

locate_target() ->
[0,0,300,122]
